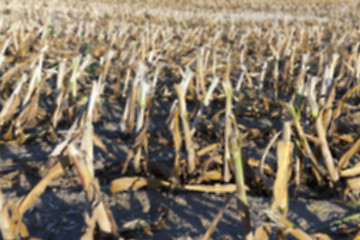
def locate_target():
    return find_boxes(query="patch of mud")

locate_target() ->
[1,95,359,239]
[1,176,357,240]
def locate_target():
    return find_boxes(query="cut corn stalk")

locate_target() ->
[69,55,81,99]
[231,129,253,240]
[0,75,25,126]
[306,77,339,182]
[175,69,196,174]
[272,122,293,215]
[223,79,232,183]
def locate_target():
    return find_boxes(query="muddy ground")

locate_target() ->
[1,0,360,239]
[1,96,359,240]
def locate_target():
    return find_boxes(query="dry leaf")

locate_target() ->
[18,162,65,215]
[338,139,360,170]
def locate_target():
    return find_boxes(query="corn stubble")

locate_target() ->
[0,0,360,239]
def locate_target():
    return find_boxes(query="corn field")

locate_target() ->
[0,0,360,239]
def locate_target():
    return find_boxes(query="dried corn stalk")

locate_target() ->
[306,76,339,183]
[231,126,253,240]
[271,122,293,215]
[223,78,232,183]
[175,68,196,174]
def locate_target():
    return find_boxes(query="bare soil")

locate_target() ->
[1,98,359,240]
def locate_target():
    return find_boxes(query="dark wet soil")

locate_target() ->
[1,97,359,240]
